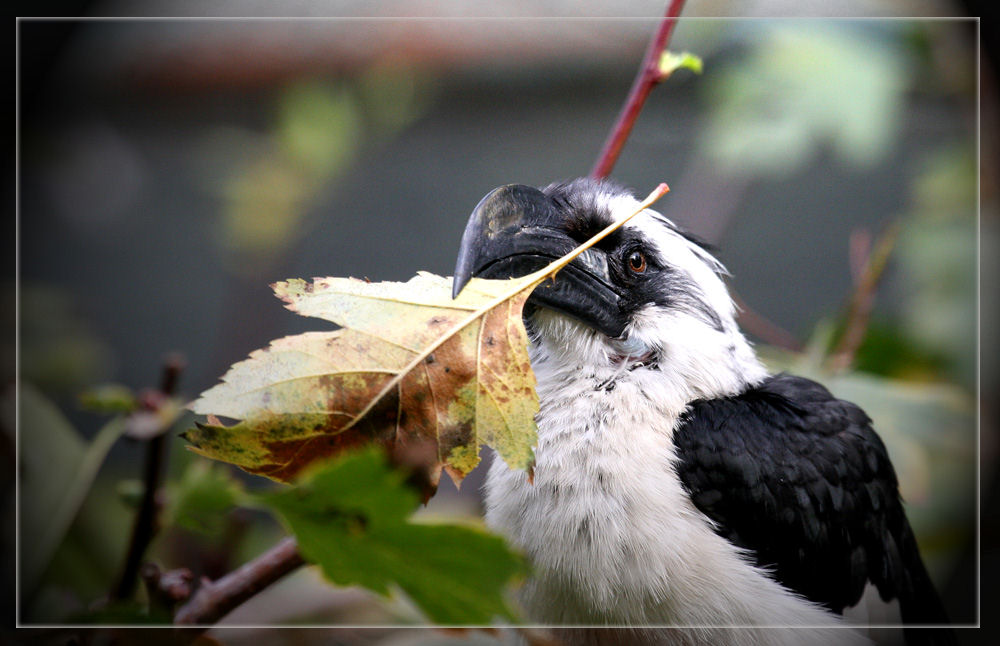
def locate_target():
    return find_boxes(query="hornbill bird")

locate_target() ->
[452,179,954,646]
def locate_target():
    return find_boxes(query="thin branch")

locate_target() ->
[828,221,901,374]
[848,227,873,286]
[731,290,803,353]
[111,354,186,601]
[173,536,304,625]
[141,562,194,617]
[590,0,688,179]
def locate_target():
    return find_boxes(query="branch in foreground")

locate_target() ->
[141,562,194,617]
[590,0,688,179]
[173,536,304,625]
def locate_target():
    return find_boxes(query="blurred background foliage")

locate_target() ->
[214,63,434,274]
[10,3,988,643]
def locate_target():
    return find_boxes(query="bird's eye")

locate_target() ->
[627,250,647,274]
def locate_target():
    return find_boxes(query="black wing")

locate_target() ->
[673,373,952,642]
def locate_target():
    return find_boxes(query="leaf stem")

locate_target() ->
[590,0,688,179]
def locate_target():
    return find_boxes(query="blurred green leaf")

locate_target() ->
[277,79,362,179]
[11,384,127,594]
[68,601,172,625]
[220,157,311,266]
[845,321,946,380]
[217,79,367,275]
[166,459,245,536]
[116,478,145,509]
[78,383,137,414]
[8,384,84,590]
[19,284,113,393]
[894,146,977,388]
[28,476,136,622]
[910,144,976,215]
[702,23,910,176]
[260,448,525,624]
[358,62,435,136]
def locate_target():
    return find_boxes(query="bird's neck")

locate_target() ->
[526,309,769,413]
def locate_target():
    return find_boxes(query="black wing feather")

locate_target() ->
[673,373,953,644]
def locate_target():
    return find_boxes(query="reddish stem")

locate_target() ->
[731,291,803,353]
[173,536,304,625]
[590,0,688,179]
[829,221,901,373]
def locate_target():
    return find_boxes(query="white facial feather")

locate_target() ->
[608,191,768,405]
[485,189,867,645]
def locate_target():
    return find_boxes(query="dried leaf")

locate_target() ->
[186,184,669,487]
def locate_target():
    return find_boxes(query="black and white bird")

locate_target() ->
[452,179,953,646]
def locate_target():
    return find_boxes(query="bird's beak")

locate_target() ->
[452,184,628,339]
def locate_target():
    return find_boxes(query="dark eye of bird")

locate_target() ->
[627,250,647,274]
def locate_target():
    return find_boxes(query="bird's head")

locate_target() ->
[453,178,766,403]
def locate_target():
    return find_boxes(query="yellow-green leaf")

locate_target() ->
[659,50,703,77]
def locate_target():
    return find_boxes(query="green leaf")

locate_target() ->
[277,80,362,179]
[259,448,525,624]
[19,285,113,393]
[701,24,910,175]
[9,384,127,593]
[166,460,245,535]
[116,479,145,508]
[78,383,137,414]
[67,601,172,625]
[659,50,703,77]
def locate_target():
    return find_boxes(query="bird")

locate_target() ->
[451,178,954,646]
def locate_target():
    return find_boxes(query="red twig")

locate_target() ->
[590,0,688,179]
[173,536,304,625]
[828,221,901,373]
[731,291,803,353]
